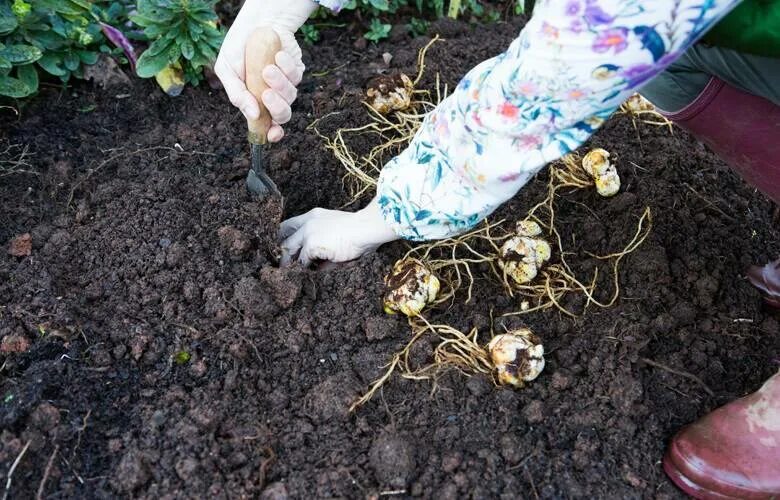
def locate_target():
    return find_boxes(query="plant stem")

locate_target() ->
[447,0,461,18]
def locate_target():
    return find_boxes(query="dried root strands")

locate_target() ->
[581,148,620,197]
[314,36,444,205]
[417,322,545,388]
[383,258,441,317]
[365,73,415,115]
[488,329,545,387]
[619,93,674,131]
[349,319,547,412]
[622,93,655,113]
[400,218,510,303]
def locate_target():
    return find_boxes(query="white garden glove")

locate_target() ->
[215,0,318,142]
[279,197,399,266]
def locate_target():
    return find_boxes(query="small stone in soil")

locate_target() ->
[114,450,149,493]
[217,225,252,257]
[523,400,545,424]
[369,432,415,488]
[7,233,32,256]
[0,335,30,353]
[260,482,289,500]
[30,403,61,431]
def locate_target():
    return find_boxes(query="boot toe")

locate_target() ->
[664,431,761,500]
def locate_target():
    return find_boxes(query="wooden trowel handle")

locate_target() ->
[245,27,282,145]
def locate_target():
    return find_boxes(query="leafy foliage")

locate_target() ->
[364,17,391,42]
[131,0,224,89]
[0,0,223,98]
[0,0,111,97]
[306,0,521,43]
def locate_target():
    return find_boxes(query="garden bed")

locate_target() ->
[2,15,780,499]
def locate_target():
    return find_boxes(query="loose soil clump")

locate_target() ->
[2,15,779,499]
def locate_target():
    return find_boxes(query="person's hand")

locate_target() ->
[214,0,317,142]
[279,198,399,266]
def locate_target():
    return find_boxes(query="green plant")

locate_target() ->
[131,0,223,94]
[0,0,108,97]
[407,17,428,36]
[304,0,506,43]
[300,24,320,45]
[364,17,390,42]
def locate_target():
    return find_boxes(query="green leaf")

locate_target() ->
[174,350,190,364]
[189,9,217,25]
[63,52,79,71]
[145,38,173,58]
[77,50,98,65]
[0,75,32,97]
[181,40,194,60]
[0,11,18,36]
[128,14,159,28]
[16,63,37,92]
[136,44,178,78]
[364,18,391,42]
[37,53,67,76]
[369,0,389,10]
[0,44,42,65]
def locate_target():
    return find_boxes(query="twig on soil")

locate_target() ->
[640,357,715,397]
[524,466,540,500]
[257,447,276,490]
[36,445,59,500]
[2,440,31,500]
[71,409,92,459]
[60,455,84,484]
[682,183,736,222]
[0,143,36,177]
[379,489,407,496]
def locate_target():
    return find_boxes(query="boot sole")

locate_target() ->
[663,444,775,499]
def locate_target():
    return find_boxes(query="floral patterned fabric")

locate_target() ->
[317,0,741,240]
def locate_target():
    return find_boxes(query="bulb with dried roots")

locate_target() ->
[497,220,552,285]
[488,329,545,387]
[383,259,441,316]
[623,93,655,113]
[582,148,620,197]
[365,73,414,115]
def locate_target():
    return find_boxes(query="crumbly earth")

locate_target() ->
[2,15,780,500]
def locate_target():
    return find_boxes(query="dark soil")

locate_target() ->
[2,15,780,500]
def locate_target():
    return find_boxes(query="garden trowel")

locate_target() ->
[245,27,282,198]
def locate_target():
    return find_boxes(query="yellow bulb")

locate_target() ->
[488,329,545,388]
[366,73,414,115]
[498,235,551,285]
[383,259,440,317]
[582,148,621,197]
[515,220,543,237]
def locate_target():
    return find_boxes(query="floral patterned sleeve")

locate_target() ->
[375,0,740,241]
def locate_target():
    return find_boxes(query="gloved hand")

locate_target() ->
[279,197,399,266]
[214,0,318,142]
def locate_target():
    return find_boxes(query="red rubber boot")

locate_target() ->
[663,78,780,204]
[667,75,780,324]
[663,371,780,499]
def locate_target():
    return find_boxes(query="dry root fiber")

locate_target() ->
[400,148,651,317]
[618,93,674,133]
[349,318,545,411]
[313,36,444,204]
